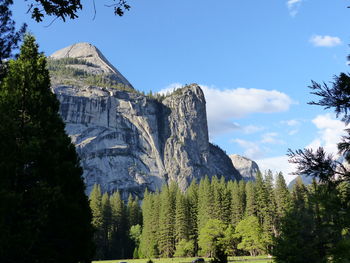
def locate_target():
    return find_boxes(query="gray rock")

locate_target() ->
[229,154,260,181]
[50,43,242,196]
[50,42,133,88]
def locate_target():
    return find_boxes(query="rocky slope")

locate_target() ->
[229,154,260,181]
[50,43,242,195]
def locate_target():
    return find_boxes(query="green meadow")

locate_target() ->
[93,255,274,263]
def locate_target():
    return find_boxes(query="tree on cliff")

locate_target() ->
[0,34,94,263]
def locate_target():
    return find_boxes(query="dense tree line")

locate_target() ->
[90,172,292,260]
[88,185,142,260]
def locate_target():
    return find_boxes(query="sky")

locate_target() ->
[12,0,350,183]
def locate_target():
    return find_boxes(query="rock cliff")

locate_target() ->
[50,43,242,195]
[229,154,260,181]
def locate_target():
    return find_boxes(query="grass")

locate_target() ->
[93,255,274,263]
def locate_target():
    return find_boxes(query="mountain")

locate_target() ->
[229,154,260,181]
[49,43,242,196]
[288,175,315,189]
[49,42,132,87]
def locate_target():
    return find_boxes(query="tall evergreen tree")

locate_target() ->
[274,172,291,236]
[229,180,245,226]
[89,184,104,259]
[212,176,231,225]
[198,177,214,230]
[273,178,322,263]
[175,189,190,243]
[187,179,199,255]
[101,192,112,258]
[0,0,26,80]
[139,190,160,258]
[262,170,276,252]
[158,183,177,257]
[0,35,94,263]
[245,181,257,217]
[110,191,127,259]
[127,194,142,227]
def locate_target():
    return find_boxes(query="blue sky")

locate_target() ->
[12,0,350,182]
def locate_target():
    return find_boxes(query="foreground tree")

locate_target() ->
[276,64,350,262]
[234,216,264,256]
[0,35,94,262]
[0,0,26,80]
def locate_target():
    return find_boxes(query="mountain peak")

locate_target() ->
[50,42,132,87]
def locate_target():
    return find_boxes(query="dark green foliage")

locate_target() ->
[139,190,160,258]
[0,0,26,80]
[280,64,350,262]
[228,180,245,226]
[245,181,257,217]
[210,244,228,263]
[0,34,94,263]
[158,183,177,257]
[273,179,322,263]
[25,0,130,22]
[91,175,294,260]
[89,184,104,258]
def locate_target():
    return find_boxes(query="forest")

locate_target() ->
[88,170,350,262]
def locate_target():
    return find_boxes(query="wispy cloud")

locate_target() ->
[281,119,300,127]
[261,132,284,144]
[287,0,303,17]
[159,84,293,137]
[309,35,342,47]
[232,139,264,159]
[281,119,302,136]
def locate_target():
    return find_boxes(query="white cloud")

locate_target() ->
[159,84,293,137]
[281,119,300,127]
[202,85,293,136]
[257,155,297,184]
[261,132,284,144]
[243,125,265,134]
[309,35,342,47]
[288,129,299,135]
[307,114,348,154]
[232,139,264,159]
[287,0,303,17]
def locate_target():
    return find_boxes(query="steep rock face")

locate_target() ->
[51,43,241,195]
[229,154,260,181]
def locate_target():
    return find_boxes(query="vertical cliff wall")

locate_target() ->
[50,43,242,195]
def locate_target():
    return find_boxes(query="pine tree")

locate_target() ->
[0,34,94,263]
[139,190,160,258]
[175,189,190,243]
[229,180,245,226]
[273,178,321,263]
[198,177,214,230]
[255,171,267,225]
[261,170,276,253]
[274,172,291,235]
[186,179,199,255]
[0,0,26,80]
[245,181,257,217]
[110,191,127,259]
[158,183,177,257]
[127,194,142,227]
[212,176,231,225]
[101,192,112,258]
[89,184,104,259]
